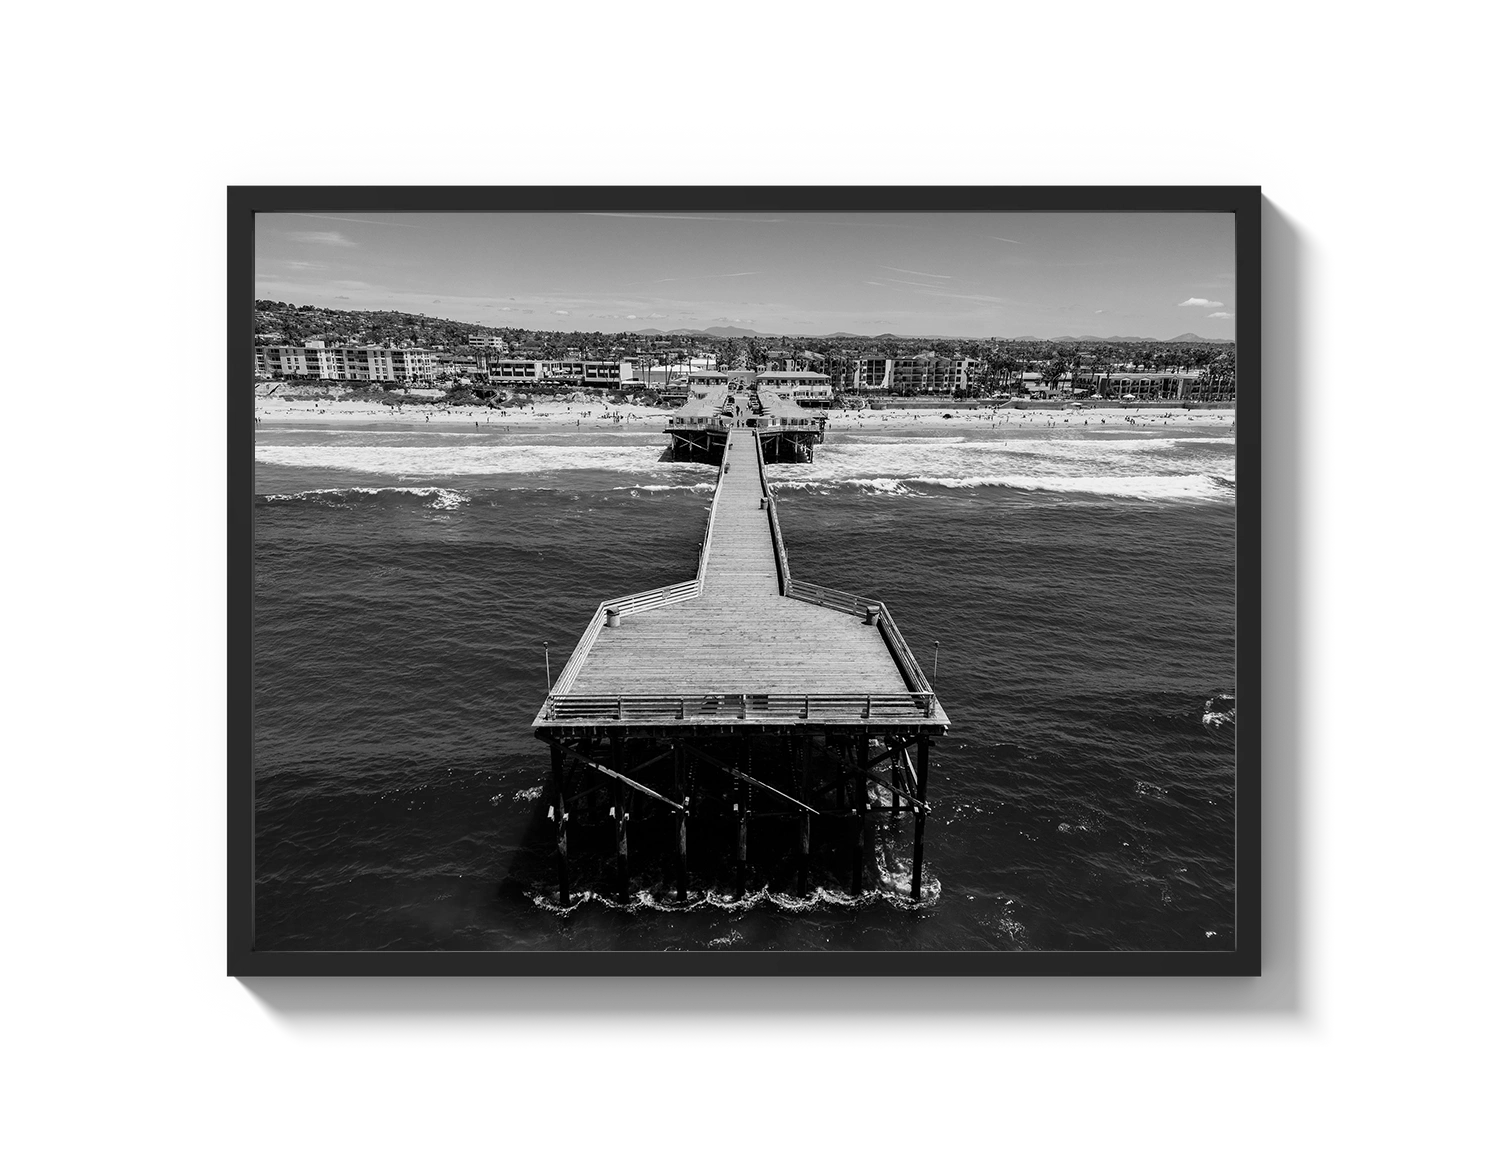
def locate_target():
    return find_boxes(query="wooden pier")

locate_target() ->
[533,376,948,906]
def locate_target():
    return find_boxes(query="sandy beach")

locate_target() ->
[254,395,1236,434]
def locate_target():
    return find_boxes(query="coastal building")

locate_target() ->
[487,359,637,388]
[833,356,976,395]
[1070,371,1235,401]
[467,334,509,351]
[253,345,439,383]
[755,370,834,403]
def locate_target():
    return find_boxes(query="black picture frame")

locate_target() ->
[164,123,1326,1056]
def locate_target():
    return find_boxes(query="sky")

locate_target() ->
[255,211,1236,340]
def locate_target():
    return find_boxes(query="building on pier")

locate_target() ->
[664,370,827,465]
[532,398,948,907]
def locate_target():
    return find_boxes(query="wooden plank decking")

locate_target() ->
[536,427,947,731]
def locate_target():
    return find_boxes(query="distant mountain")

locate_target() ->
[1167,332,1208,342]
[699,325,767,338]
[1012,335,1042,341]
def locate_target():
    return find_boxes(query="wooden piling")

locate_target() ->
[851,737,868,895]
[911,736,929,902]
[798,738,811,897]
[610,735,629,900]
[674,742,689,901]
[550,742,570,907]
[890,739,903,826]
[735,779,748,899]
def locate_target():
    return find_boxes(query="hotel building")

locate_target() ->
[253,344,438,383]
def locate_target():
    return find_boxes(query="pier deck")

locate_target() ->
[535,428,947,734]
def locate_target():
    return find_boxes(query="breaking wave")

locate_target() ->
[1202,693,1236,728]
[258,486,471,509]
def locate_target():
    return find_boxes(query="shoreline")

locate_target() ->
[255,396,1236,434]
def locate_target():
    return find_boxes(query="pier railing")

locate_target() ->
[543,690,936,722]
[782,582,936,699]
[754,435,793,594]
[550,579,703,697]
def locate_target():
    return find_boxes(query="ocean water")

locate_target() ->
[253,412,1237,951]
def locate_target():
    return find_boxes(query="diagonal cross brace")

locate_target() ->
[545,739,686,813]
[679,742,820,816]
[811,738,931,814]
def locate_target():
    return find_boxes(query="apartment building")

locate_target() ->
[487,359,636,387]
[755,370,834,402]
[832,355,976,394]
[254,345,438,382]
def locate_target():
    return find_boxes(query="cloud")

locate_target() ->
[881,265,951,280]
[283,260,325,271]
[1207,311,1235,319]
[1178,297,1224,308]
[1094,309,1106,314]
[987,236,1022,244]
[554,310,569,315]
[334,295,351,300]
[286,213,430,230]
[287,230,356,247]
[626,314,637,319]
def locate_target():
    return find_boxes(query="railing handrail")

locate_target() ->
[550,577,703,696]
[698,445,727,577]
[873,602,935,695]
[543,689,940,722]
[752,434,794,596]
[781,580,934,696]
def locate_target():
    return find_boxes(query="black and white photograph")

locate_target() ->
[235,190,1257,971]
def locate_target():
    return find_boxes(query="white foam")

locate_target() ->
[256,443,693,478]
[260,485,472,508]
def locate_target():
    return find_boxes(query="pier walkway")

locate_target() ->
[535,428,946,734]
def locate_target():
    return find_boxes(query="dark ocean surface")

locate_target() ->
[253,411,1236,951]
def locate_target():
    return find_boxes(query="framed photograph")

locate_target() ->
[229,186,1259,975]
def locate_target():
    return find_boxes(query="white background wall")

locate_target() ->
[5,2,1494,1158]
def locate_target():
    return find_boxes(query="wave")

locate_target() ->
[612,482,716,494]
[777,473,1233,502]
[258,486,470,509]
[526,878,940,917]
[1202,692,1236,727]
